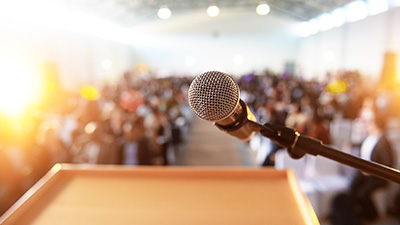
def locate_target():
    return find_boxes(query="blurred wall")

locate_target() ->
[296,7,400,81]
[0,7,300,87]
[1,5,399,87]
[0,18,138,90]
[130,9,300,77]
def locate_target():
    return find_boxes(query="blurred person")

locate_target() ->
[109,105,125,137]
[304,110,331,145]
[351,97,376,147]
[165,89,186,161]
[76,99,101,125]
[71,121,118,164]
[331,112,396,225]
[71,122,102,164]
[299,95,314,118]
[120,117,153,165]
[330,71,365,120]
[284,103,308,133]
[291,82,305,104]
[261,101,287,166]
[36,121,71,169]
[349,113,396,222]
[150,106,170,165]
[276,80,292,104]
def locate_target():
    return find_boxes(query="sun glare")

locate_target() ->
[0,56,42,117]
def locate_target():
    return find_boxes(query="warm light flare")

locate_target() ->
[0,56,42,117]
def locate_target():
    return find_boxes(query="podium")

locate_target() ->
[0,164,319,225]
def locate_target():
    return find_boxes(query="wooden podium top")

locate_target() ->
[0,164,319,225]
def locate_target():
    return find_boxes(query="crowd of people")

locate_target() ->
[238,70,398,163]
[0,71,194,215]
[1,68,400,222]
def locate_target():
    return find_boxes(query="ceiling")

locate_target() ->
[61,0,354,27]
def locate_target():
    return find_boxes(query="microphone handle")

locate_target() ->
[248,121,400,184]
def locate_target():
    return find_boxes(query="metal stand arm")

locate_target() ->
[247,121,400,184]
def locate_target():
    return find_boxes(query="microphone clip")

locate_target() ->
[260,123,306,159]
[214,100,256,142]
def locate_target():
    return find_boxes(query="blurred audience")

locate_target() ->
[1,67,400,223]
[0,71,192,215]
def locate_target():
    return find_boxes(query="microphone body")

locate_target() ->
[214,99,256,141]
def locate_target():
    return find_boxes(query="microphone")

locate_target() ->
[188,71,257,141]
[188,70,400,183]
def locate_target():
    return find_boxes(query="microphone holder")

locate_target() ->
[247,120,400,184]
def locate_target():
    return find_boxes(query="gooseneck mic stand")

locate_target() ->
[247,120,400,184]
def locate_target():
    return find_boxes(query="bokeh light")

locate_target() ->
[256,3,270,16]
[327,80,349,94]
[207,5,220,17]
[80,85,100,101]
[158,6,172,20]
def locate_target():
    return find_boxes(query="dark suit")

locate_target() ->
[136,137,153,165]
[350,135,396,221]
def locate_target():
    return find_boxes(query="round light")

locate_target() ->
[318,13,333,31]
[308,18,320,35]
[332,8,345,27]
[84,122,97,134]
[368,0,388,15]
[256,3,270,16]
[296,22,312,37]
[207,5,220,17]
[158,6,171,20]
[346,0,368,22]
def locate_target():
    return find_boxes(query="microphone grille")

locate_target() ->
[188,71,240,121]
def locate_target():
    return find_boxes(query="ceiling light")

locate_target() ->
[158,6,171,20]
[296,22,312,37]
[256,3,270,15]
[318,13,333,31]
[308,18,320,35]
[207,4,220,17]
[368,0,388,15]
[332,8,346,27]
[346,0,368,22]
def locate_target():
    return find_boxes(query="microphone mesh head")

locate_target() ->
[188,71,240,121]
